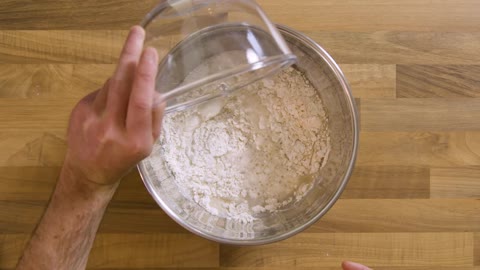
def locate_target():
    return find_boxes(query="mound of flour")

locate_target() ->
[150,56,330,222]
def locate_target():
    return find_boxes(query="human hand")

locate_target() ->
[342,261,372,270]
[62,26,164,188]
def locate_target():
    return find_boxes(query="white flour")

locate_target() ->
[150,54,330,222]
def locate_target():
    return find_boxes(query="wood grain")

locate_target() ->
[361,99,480,131]
[0,233,219,269]
[0,132,66,167]
[0,64,115,100]
[342,166,429,198]
[340,64,396,98]
[0,0,157,30]
[6,132,480,169]
[2,0,480,32]
[0,201,186,234]
[475,233,480,266]
[0,167,57,201]
[431,167,480,198]
[0,167,157,204]
[1,0,479,268]
[357,132,480,167]
[0,64,114,99]
[397,65,480,98]
[85,268,480,270]
[0,165,429,202]
[262,0,480,32]
[3,199,478,234]
[71,64,115,93]
[88,234,219,268]
[309,199,480,233]
[0,31,124,63]
[2,31,479,65]
[12,267,472,270]
[106,268,480,270]
[182,265,480,270]
[0,234,29,270]
[0,65,72,98]
[0,100,74,132]
[220,233,474,267]
[310,32,480,65]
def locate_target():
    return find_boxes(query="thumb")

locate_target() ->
[342,261,372,270]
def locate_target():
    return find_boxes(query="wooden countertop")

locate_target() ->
[1,1,479,269]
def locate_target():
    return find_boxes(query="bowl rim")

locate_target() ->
[141,0,298,114]
[137,24,360,245]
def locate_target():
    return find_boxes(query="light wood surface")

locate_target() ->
[0,0,479,269]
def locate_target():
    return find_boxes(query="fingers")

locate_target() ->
[126,47,158,137]
[152,97,165,140]
[93,78,110,114]
[82,89,99,104]
[106,26,145,123]
[342,261,372,270]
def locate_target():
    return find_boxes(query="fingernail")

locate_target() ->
[128,25,145,41]
[130,25,144,35]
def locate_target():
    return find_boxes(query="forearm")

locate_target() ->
[16,26,160,270]
[16,163,118,270]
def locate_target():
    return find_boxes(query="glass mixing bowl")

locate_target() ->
[138,25,359,245]
[141,0,297,113]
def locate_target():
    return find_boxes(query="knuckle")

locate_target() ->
[121,44,141,61]
[108,78,122,92]
[132,99,151,111]
[130,139,152,157]
[76,93,94,108]
[70,99,89,119]
[98,122,117,144]
[137,68,154,81]
[122,49,137,59]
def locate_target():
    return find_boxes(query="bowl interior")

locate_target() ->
[139,26,358,245]
[142,0,296,113]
